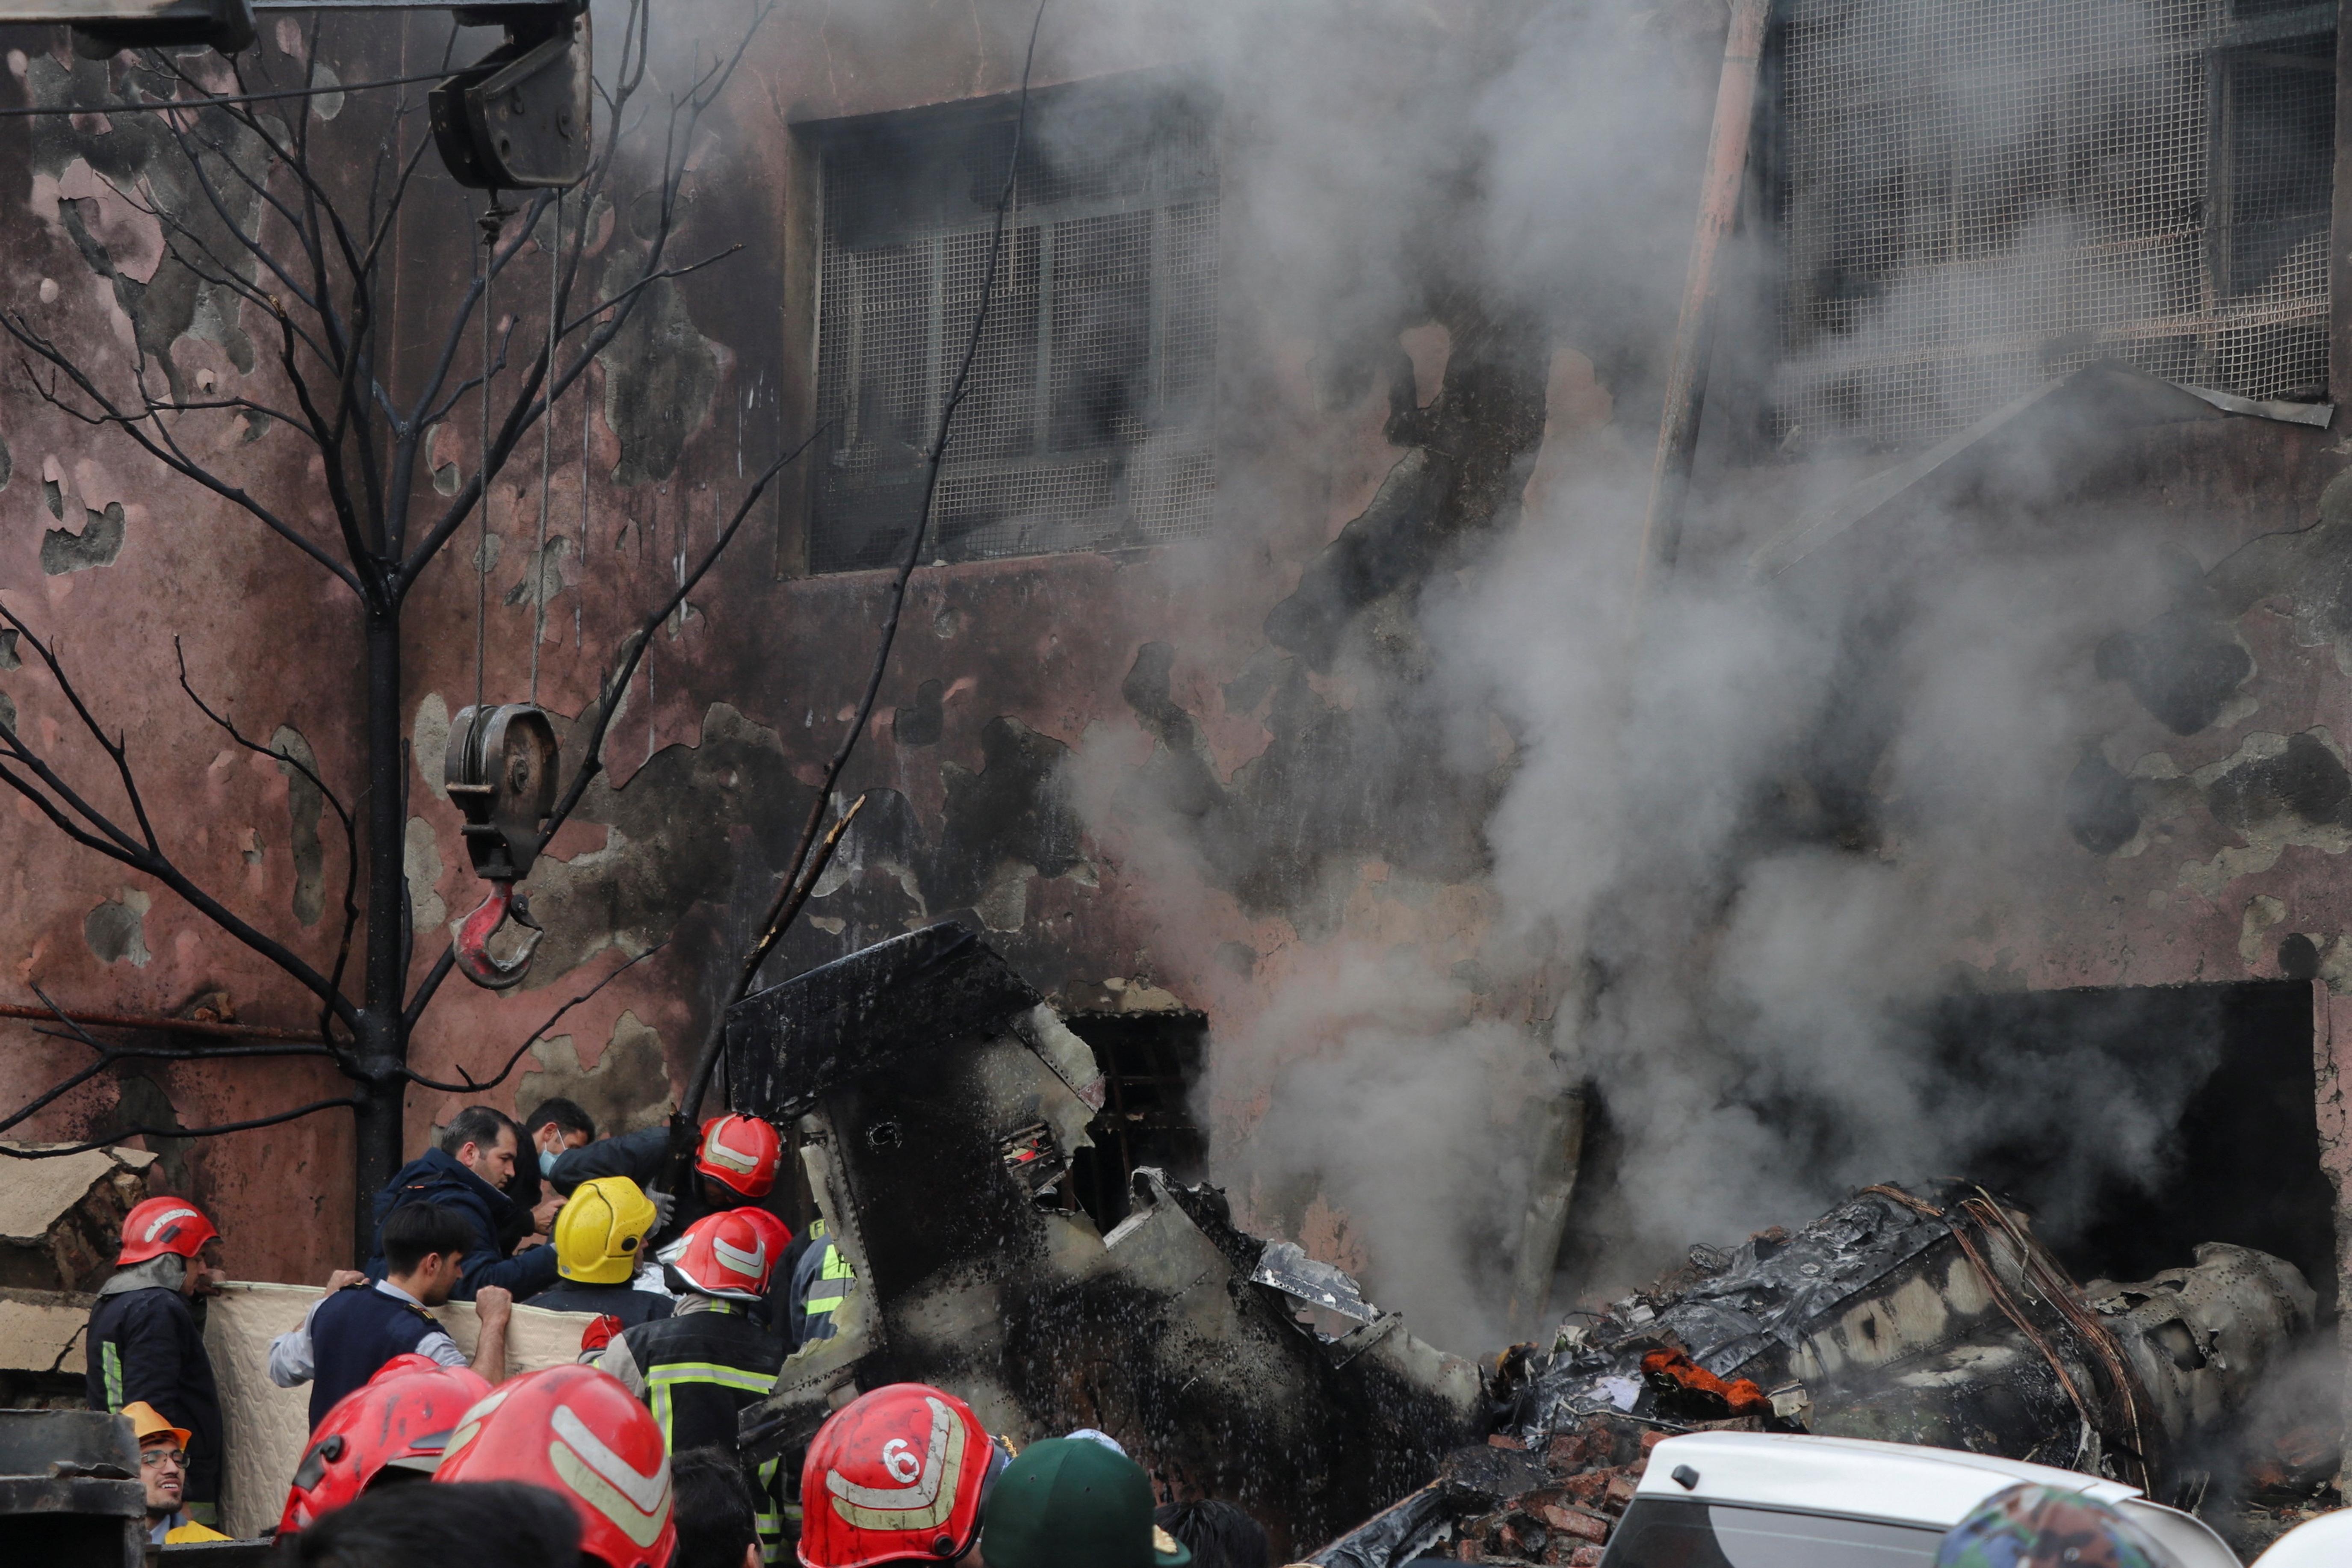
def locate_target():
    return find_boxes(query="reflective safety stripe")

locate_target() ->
[804,1294,845,1312]
[819,1245,854,1280]
[754,1456,784,1564]
[102,1342,124,1411]
[642,1361,776,1447]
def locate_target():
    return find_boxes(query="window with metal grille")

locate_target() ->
[1778,0,2336,455]
[809,80,1219,574]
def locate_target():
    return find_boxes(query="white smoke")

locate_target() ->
[1026,0,2234,1347]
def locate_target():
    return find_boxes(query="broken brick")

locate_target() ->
[1571,1550,1604,1568]
[1489,1433,1528,1450]
[1606,1474,1637,1508]
[1639,1429,1670,1452]
[1546,1511,1610,1545]
[1560,1471,1610,1504]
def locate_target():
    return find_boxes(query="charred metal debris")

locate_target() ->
[723,923,1481,1550]
[716,926,2322,1560]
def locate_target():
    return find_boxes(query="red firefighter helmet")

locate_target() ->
[276,1357,492,1534]
[696,1113,781,1198]
[799,1384,993,1568]
[736,1206,794,1260]
[115,1197,218,1265]
[434,1365,676,1568]
[667,1209,776,1301]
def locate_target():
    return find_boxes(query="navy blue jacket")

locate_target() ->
[307,1285,445,1430]
[365,1147,559,1300]
[86,1285,222,1511]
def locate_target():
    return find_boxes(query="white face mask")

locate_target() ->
[539,1147,559,1177]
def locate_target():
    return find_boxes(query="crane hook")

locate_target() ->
[453,880,545,991]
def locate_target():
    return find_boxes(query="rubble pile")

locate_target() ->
[1441,1420,1683,1567]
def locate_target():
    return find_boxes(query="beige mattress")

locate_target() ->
[202,1281,599,1538]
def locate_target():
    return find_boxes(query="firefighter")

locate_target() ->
[550,1112,783,1247]
[797,1384,1006,1568]
[277,1355,492,1534]
[524,1175,677,1328]
[123,1400,231,1544]
[594,1208,781,1450]
[86,1196,227,1527]
[594,1209,786,1559]
[786,1215,857,1350]
[433,1363,679,1568]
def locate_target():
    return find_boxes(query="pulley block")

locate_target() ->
[431,4,592,190]
[444,701,560,991]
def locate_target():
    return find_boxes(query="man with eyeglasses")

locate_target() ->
[121,1400,230,1544]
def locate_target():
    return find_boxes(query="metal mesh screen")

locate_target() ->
[811,83,1219,573]
[1779,0,2335,453]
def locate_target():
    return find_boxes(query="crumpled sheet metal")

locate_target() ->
[1254,1241,1382,1325]
[1656,1187,1958,1376]
[1507,1186,1967,1441]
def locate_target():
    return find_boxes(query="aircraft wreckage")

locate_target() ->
[722,923,2322,1558]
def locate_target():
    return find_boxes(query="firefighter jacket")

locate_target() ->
[594,1294,782,1453]
[786,1223,856,1349]
[86,1261,223,1519]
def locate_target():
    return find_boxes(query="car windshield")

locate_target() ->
[1599,1498,1947,1568]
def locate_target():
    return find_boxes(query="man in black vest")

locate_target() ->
[591,1208,780,1454]
[270,1203,511,1429]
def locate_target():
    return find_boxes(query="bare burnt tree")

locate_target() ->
[0,2,794,1254]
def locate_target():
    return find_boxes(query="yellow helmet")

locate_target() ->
[553,1176,658,1284]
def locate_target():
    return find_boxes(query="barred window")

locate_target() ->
[809,80,1219,574]
[1778,0,2336,454]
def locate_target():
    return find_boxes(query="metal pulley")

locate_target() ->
[430,3,593,190]
[444,702,560,989]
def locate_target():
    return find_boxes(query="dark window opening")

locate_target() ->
[808,76,1219,574]
[1064,1010,1209,1234]
[1929,979,2336,1318]
[1776,0,2337,455]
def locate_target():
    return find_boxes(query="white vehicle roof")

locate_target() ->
[1632,1432,2238,1568]
[2249,1509,2352,1568]
[1636,1432,2141,1526]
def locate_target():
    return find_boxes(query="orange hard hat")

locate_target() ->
[121,1401,192,1452]
[276,1356,492,1535]
[434,1365,676,1568]
[115,1197,218,1265]
[668,1209,776,1301]
[696,1113,781,1199]
[798,1384,992,1568]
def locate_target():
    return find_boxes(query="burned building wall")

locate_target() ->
[6,0,2352,1440]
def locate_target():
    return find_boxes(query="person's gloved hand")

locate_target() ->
[647,1187,676,1233]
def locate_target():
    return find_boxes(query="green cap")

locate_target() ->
[978,1438,1192,1568]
